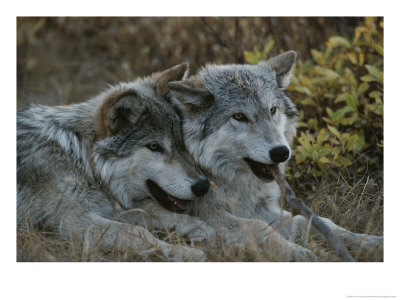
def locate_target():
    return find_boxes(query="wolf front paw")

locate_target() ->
[262,236,317,262]
[288,244,318,262]
[250,221,317,261]
[126,225,207,261]
[163,245,207,262]
[186,223,216,243]
[174,219,216,243]
[353,234,383,254]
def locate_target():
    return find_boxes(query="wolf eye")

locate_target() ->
[146,142,163,153]
[270,106,278,116]
[232,113,248,122]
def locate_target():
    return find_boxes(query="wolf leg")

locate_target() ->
[315,215,383,253]
[115,199,216,243]
[282,213,383,254]
[205,210,317,262]
[59,211,207,262]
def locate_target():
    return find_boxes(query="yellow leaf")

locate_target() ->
[374,44,383,56]
[313,66,339,80]
[332,147,340,160]
[317,128,327,144]
[319,156,331,164]
[365,65,381,79]
[358,52,365,66]
[326,36,351,49]
[347,52,357,64]
[346,135,359,150]
[327,125,341,139]
[311,49,325,65]
[319,148,331,156]
[337,156,352,166]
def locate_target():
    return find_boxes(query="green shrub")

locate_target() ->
[244,17,383,177]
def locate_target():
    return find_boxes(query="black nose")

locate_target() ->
[269,146,290,163]
[191,179,210,197]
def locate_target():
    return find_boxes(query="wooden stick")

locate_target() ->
[269,165,354,262]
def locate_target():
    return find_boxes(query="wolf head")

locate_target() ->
[168,51,299,182]
[92,63,210,212]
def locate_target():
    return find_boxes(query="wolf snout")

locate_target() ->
[191,179,210,197]
[269,146,290,163]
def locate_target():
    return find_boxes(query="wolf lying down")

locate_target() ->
[167,51,382,260]
[17,64,213,261]
[17,53,382,261]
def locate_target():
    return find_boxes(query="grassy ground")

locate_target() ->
[17,170,383,262]
[17,17,383,262]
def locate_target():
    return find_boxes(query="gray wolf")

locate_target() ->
[168,51,382,260]
[17,63,213,262]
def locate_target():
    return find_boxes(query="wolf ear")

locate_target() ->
[168,77,214,116]
[94,89,147,139]
[260,50,297,89]
[152,62,190,96]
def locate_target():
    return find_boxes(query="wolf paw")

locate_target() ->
[353,234,383,253]
[250,221,317,261]
[164,245,207,262]
[130,225,207,261]
[186,223,216,243]
[175,220,216,243]
[288,245,317,262]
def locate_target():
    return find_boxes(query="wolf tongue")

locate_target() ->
[167,194,188,210]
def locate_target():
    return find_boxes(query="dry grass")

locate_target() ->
[17,171,383,262]
[16,17,383,262]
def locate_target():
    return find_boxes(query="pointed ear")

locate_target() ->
[94,89,147,139]
[152,62,190,96]
[168,77,214,116]
[260,50,297,89]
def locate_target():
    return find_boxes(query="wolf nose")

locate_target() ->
[269,146,290,163]
[191,179,210,197]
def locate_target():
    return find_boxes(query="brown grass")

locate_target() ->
[17,169,383,262]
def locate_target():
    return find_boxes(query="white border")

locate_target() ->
[2,1,399,299]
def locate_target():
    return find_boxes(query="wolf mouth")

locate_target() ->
[243,158,275,182]
[146,180,190,213]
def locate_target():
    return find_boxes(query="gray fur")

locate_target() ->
[17,63,214,262]
[169,51,382,260]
